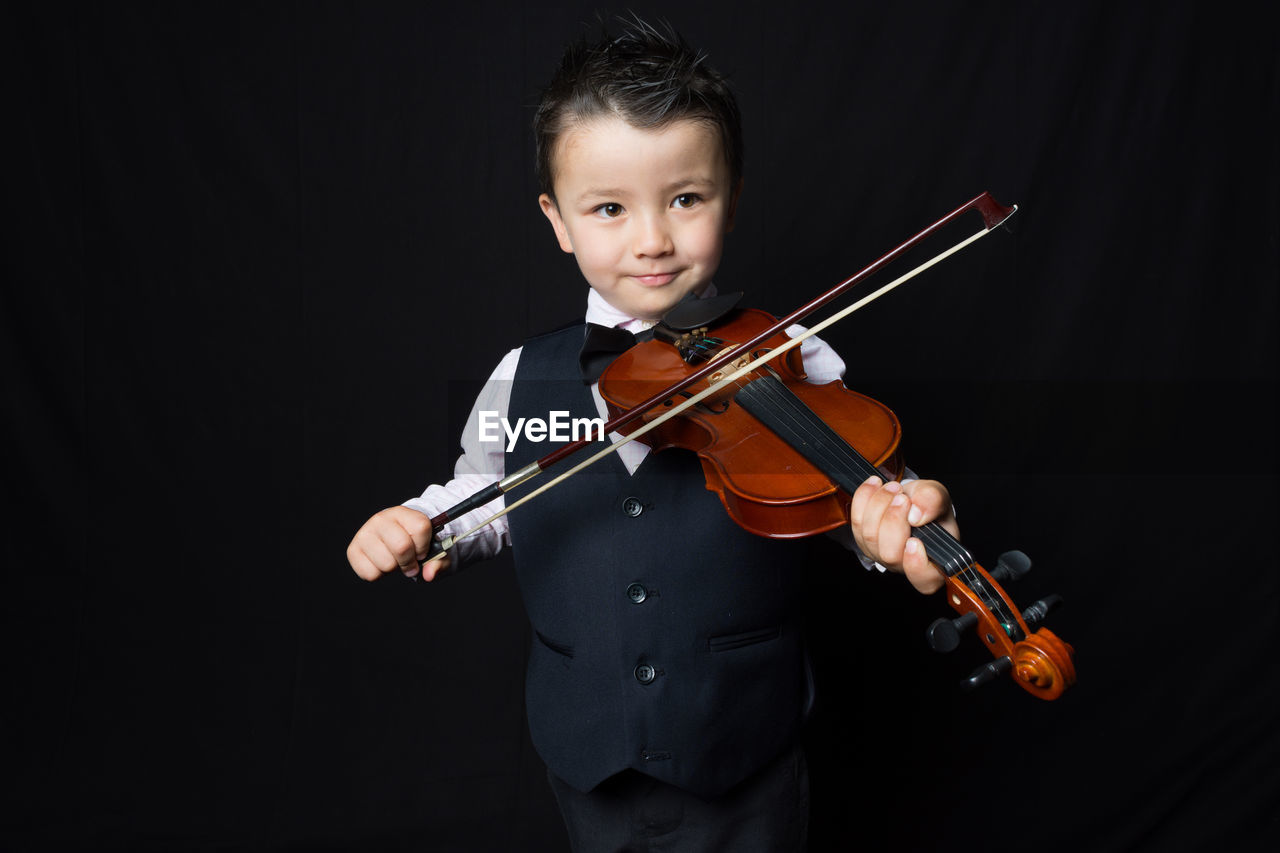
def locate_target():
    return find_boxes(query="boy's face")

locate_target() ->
[539,117,741,322]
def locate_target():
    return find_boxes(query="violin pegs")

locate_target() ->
[1021,594,1064,629]
[962,656,1013,691]
[989,550,1032,584]
[927,611,979,653]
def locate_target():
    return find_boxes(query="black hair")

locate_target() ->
[533,16,744,199]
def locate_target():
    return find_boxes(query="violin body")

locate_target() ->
[600,308,903,538]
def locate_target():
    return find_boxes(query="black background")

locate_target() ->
[4,2,1277,851]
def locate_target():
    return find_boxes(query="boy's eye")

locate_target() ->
[595,203,624,218]
[673,194,701,209]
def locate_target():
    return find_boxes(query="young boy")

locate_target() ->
[347,18,956,851]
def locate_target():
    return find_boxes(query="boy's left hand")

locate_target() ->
[850,476,958,595]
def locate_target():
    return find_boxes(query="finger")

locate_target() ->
[347,546,383,582]
[376,522,421,576]
[849,475,884,527]
[365,536,409,576]
[881,488,914,567]
[389,517,432,578]
[399,512,435,562]
[420,552,453,581]
[849,477,880,556]
[902,480,955,532]
[906,481,957,540]
[859,479,903,564]
[901,537,945,594]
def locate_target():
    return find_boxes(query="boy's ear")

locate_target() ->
[539,193,574,254]
[725,178,744,233]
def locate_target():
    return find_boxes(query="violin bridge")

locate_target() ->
[706,349,752,384]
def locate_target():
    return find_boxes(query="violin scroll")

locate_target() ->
[931,554,1076,700]
[1010,628,1076,700]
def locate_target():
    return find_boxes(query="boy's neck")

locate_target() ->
[587,284,718,330]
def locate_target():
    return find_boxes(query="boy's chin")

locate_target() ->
[606,286,702,323]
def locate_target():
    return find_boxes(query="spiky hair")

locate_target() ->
[533,16,744,198]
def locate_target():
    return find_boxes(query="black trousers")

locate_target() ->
[547,742,809,853]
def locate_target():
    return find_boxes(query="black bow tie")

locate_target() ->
[579,323,653,384]
[576,292,742,384]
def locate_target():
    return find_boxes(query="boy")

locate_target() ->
[348,18,956,851]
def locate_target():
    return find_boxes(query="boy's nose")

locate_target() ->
[632,214,674,257]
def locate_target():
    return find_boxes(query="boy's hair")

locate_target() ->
[534,17,744,199]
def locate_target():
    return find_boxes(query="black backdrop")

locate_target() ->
[4,2,1277,851]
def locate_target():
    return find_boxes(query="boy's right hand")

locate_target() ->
[347,506,452,581]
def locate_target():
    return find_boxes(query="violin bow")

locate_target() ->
[424,192,1017,558]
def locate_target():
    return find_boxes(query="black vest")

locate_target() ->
[506,323,807,797]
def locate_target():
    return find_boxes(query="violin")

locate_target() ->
[427,192,1076,699]
[599,305,1076,700]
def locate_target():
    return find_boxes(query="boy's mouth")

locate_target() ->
[630,272,678,287]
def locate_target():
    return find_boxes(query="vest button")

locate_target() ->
[626,582,647,604]
[621,497,644,517]
[634,663,656,685]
